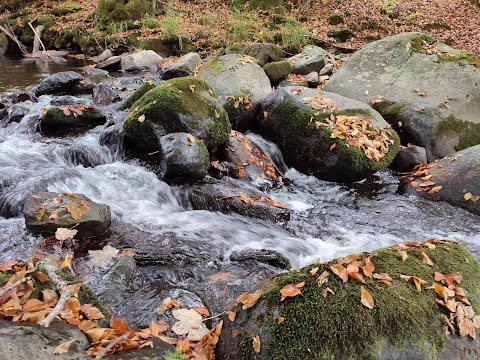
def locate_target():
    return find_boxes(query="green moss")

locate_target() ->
[372,102,411,127]
[202,57,225,72]
[227,43,244,52]
[48,1,82,16]
[164,348,188,360]
[249,0,285,12]
[436,51,480,68]
[436,115,480,151]
[327,27,353,42]
[328,13,344,25]
[37,15,54,29]
[120,82,156,110]
[97,0,155,22]
[410,33,437,52]
[256,242,480,359]
[263,60,292,84]
[196,138,210,175]
[268,100,400,177]
[124,77,230,148]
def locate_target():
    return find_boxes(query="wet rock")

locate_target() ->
[119,81,156,110]
[159,52,202,80]
[35,71,84,96]
[216,241,480,360]
[23,192,111,238]
[0,320,90,360]
[160,132,210,181]
[97,48,113,62]
[241,43,283,66]
[402,144,480,215]
[288,45,327,75]
[391,145,427,172]
[96,54,126,72]
[123,77,230,155]
[230,249,291,269]
[178,178,290,222]
[71,79,95,95]
[306,71,319,87]
[221,130,280,189]
[93,84,121,105]
[40,106,107,136]
[120,50,163,72]
[262,60,292,85]
[259,86,400,182]
[3,102,30,123]
[198,54,271,132]
[324,32,480,161]
[100,255,136,306]
[60,145,109,168]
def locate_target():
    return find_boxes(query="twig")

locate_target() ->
[201,310,225,322]
[37,263,72,327]
[28,20,46,54]
[94,331,131,360]
[0,22,28,54]
[0,276,32,298]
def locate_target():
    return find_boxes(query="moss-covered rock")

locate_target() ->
[40,106,107,136]
[328,13,344,25]
[262,60,292,84]
[123,77,231,155]
[96,0,164,22]
[327,27,354,42]
[216,241,480,359]
[242,43,283,66]
[120,81,157,110]
[436,115,480,152]
[259,87,400,183]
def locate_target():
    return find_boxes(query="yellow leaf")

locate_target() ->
[280,282,304,301]
[36,207,45,221]
[138,114,145,123]
[277,316,285,324]
[399,250,408,262]
[420,250,434,266]
[322,287,335,297]
[186,133,195,146]
[428,186,442,194]
[464,192,472,201]
[189,84,195,93]
[66,200,90,221]
[360,286,374,309]
[252,335,261,353]
[241,290,263,309]
[362,257,375,278]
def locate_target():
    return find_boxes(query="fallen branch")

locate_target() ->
[0,22,28,54]
[94,331,131,360]
[37,261,72,327]
[0,276,32,298]
[28,20,46,54]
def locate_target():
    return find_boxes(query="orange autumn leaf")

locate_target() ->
[277,316,285,324]
[241,289,263,309]
[227,310,236,322]
[110,316,135,338]
[360,286,374,309]
[399,250,408,262]
[373,273,393,285]
[330,263,348,283]
[79,304,104,320]
[362,257,375,278]
[194,307,211,316]
[280,282,305,301]
[400,275,427,292]
[238,168,247,178]
[435,272,463,287]
[420,251,434,266]
[0,260,20,271]
[310,267,319,276]
[316,271,329,287]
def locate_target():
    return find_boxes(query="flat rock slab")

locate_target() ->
[35,71,84,96]
[23,192,111,238]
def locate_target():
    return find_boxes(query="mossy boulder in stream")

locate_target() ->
[216,240,480,359]
[119,81,156,110]
[123,77,231,155]
[259,86,400,182]
[40,105,107,136]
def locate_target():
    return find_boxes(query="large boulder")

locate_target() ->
[120,50,163,72]
[288,45,327,75]
[40,105,107,136]
[123,77,231,155]
[119,81,156,110]
[197,54,272,132]
[402,144,480,216]
[159,52,202,80]
[240,43,283,66]
[259,86,400,182]
[35,71,84,96]
[23,192,111,238]
[160,132,210,181]
[216,240,480,360]
[324,32,480,161]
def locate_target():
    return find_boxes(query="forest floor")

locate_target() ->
[1,0,479,56]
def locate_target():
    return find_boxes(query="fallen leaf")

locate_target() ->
[280,282,304,301]
[194,307,210,316]
[400,275,426,292]
[226,310,236,322]
[360,286,374,309]
[399,250,408,262]
[362,257,375,278]
[420,251,434,266]
[55,228,78,241]
[171,308,209,341]
[277,316,285,324]
[252,335,261,353]
[53,339,76,355]
[48,211,60,220]
[66,200,89,221]
[428,186,442,194]
[186,133,195,146]
[316,271,329,287]
[310,267,319,276]
[0,260,20,271]
[322,287,335,297]
[330,264,348,283]
[138,114,145,122]
[88,245,119,267]
[241,290,263,309]
[464,192,472,201]
[189,84,195,93]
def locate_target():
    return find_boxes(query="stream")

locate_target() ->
[1,55,480,326]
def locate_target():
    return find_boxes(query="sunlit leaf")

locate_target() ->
[400,274,426,292]
[252,335,261,353]
[241,290,263,309]
[138,114,145,123]
[362,257,375,278]
[66,200,89,221]
[55,228,78,241]
[330,264,348,283]
[53,339,76,355]
[360,286,374,309]
[194,307,210,316]
[420,251,434,266]
[88,245,119,267]
[277,316,285,324]
[316,271,329,287]
[280,282,304,301]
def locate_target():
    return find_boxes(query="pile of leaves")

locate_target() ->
[222,192,286,209]
[34,193,90,222]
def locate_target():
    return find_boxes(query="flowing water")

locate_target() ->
[1,56,479,321]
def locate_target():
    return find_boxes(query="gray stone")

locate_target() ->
[93,84,121,105]
[391,145,427,171]
[96,54,125,71]
[198,54,272,131]
[403,144,480,216]
[160,52,202,80]
[35,71,84,96]
[288,45,327,75]
[97,48,113,63]
[262,60,292,85]
[324,32,480,161]
[242,43,283,66]
[23,192,111,238]
[120,50,163,72]
[160,132,210,181]
[319,63,334,76]
[306,71,319,87]
[40,106,107,136]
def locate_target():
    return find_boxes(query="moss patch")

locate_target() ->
[247,242,480,360]
[327,27,353,42]
[124,77,230,149]
[328,13,344,25]
[436,115,480,151]
[263,60,292,84]
[120,82,156,111]
[436,51,480,68]
[410,33,437,52]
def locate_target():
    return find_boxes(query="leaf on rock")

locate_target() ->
[310,267,319,276]
[171,308,209,341]
[66,200,90,220]
[362,257,375,278]
[330,264,348,283]
[88,245,119,267]
[226,310,236,322]
[53,339,76,355]
[110,316,135,338]
[360,286,374,309]
[316,271,329,287]
[241,289,263,309]
[48,211,60,220]
[420,251,434,266]
[322,287,335,297]
[55,228,78,241]
[428,186,442,194]
[277,316,285,324]
[36,207,46,221]
[280,282,305,301]
[400,275,426,292]
[189,84,195,93]
[464,192,472,201]
[186,133,195,146]
[252,335,261,353]
[156,297,181,315]
[194,307,210,316]
[79,304,104,320]
[138,114,145,123]
[0,260,20,271]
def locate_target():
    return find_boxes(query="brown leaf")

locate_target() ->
[330,264,348,283]
[252,335,261,353]
[362,257,375,278]
[226,310,236,322]
[360,286,374,309]
[322,287,335,297]
[316,271,329,287]
[79,304,104,320]
[420,251,434,266]
[0,260,20,271]
[189,84,195,93]
[53,339,76,355]
[400,275,426,292]
[186,133,195,146]
[280,282,304,301]
[194,307,210,316]
[399,250,408,262]
[373,272,392,285]
[310,267,319,276]
[110,316,135,338]
[464,192,472,201]
[241,290,263,309]
[66,200,90,221]
[428,186,442,194]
